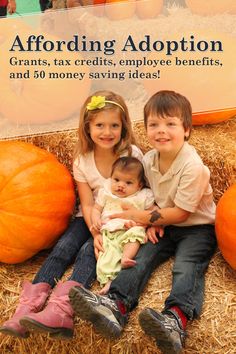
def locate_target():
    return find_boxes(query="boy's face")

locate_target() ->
[146,115,190,155]
[111,169,141,198]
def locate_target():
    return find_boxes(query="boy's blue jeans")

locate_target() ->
[33,217,96,289]
[109,224,216,320]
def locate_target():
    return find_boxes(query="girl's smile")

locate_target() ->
[89,110,122,150]
[155,138,171,143]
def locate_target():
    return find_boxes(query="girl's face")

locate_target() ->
[146,115,190,156]
[111,169,141,198]
[89,110,122,150]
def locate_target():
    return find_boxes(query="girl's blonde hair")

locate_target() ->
[74,90,136,158]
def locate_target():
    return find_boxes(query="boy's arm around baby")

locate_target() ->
[110,204,190,227]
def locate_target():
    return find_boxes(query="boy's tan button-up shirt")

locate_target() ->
[143,142,216,226]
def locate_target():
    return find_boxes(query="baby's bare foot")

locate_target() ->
[121,257,137,268]
[99,281,111,295]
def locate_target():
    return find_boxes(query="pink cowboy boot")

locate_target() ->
[20,280,81,339]
[0,281,51,338]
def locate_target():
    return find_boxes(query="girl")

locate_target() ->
[0,90,143,339]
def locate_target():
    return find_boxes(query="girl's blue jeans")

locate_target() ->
[109,224,216,320]
[33,217,96,288]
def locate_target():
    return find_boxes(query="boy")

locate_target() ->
[69,90,216,353]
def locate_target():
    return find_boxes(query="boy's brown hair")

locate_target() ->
[144,90,192,139]
[111,157,146,188]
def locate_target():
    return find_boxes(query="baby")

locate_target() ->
[91,156,155,294]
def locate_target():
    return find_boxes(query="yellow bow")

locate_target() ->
[86,96,106,111]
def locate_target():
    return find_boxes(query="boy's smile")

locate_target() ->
[146,115,190,156]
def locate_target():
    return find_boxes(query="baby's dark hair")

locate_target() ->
[111,157,146,187]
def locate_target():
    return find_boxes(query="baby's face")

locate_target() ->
[111,169,141,198]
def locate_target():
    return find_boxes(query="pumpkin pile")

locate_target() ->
[0,141,76,264]
[215,184,236,270]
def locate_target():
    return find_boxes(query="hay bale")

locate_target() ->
[0,118,236,353]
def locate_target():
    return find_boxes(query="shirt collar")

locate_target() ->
[150,142,192,177]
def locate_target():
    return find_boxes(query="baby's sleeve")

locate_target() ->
[144,188,155,209]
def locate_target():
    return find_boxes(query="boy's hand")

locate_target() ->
[146,226,164,244]
[93,233,104,260]
[109,204,147,225]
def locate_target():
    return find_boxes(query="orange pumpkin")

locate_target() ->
[105,0,136,20]
[215,184,236,270]
[186,0,236,16]
[136,0,163,19]
[0,141,76,264]
[0,30,91,124]
[192,108,236,125]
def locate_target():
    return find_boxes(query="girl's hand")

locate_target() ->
[146,226,164,244]
[90,219,102,233]
[93,233,104,260]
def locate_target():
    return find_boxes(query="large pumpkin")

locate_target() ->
[0,141,76,264]
[215,184,236,270]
